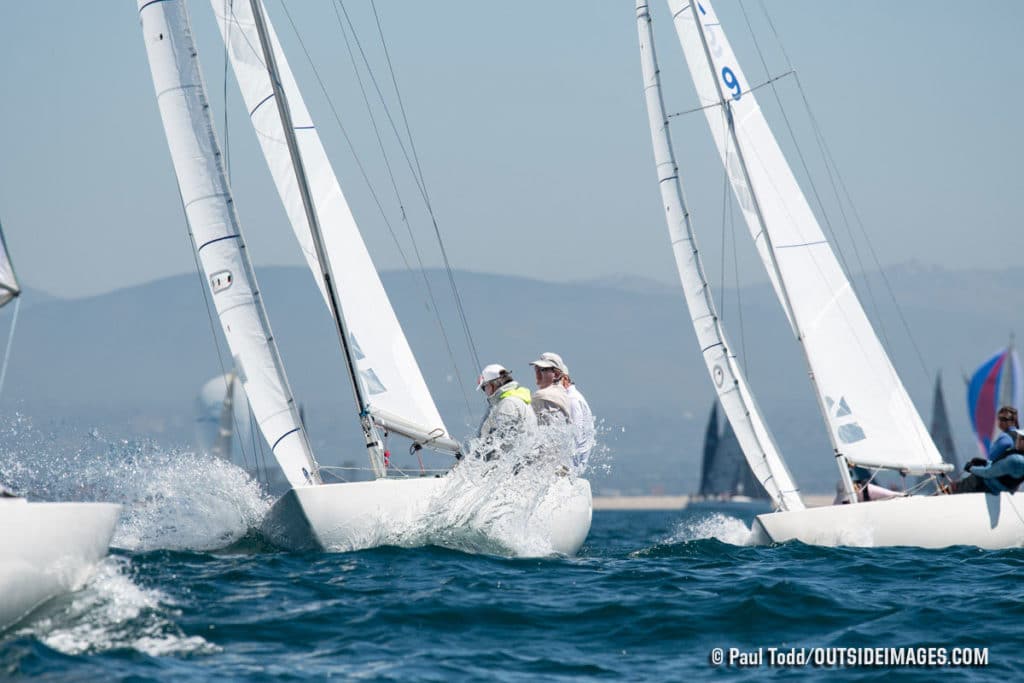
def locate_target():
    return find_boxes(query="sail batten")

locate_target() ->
[636,1,802,511]
[138,0,319,488]
[668,0,943,474]
[212,0,452,447]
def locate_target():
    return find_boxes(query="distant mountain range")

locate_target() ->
[0,264,1013,495]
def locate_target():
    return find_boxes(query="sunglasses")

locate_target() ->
[999,416,1015,422]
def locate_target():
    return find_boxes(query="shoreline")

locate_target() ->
[593,494,835,511]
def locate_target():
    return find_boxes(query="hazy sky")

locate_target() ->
[0,1,1020,298]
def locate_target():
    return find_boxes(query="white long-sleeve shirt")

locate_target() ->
[566,384,595,470]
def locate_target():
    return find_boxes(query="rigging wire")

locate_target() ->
[752,0,930,379]
[323,1,475,418]
[367,0,481,372]
[274,0,474,420]
[333,0,481,372]
[222,0,232,182]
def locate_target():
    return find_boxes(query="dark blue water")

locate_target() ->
[3,509,1019,681]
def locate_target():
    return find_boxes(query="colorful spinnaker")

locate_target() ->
[967,343,1021,455]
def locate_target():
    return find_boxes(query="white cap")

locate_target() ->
[529,352,568,376]
[477,364,509,391]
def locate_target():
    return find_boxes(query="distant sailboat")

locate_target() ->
[0,219,121,630]
[687,404,771,513]
[138,0,591,554]
[930,374,959,478]
[967,342,1021,455]
[195,373,246,463]
[637,0,1024,548]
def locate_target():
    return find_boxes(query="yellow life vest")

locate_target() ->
[499,385,532,405]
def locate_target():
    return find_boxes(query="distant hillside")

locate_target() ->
[0,264,1013,495]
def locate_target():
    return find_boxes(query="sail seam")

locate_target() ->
[775,239,827,250]
[156,84,200,100]
[183,192,231,210]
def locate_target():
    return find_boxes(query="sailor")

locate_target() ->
[559,359,596,471]
[474,364,537,461]
[528,352,571,425]
[961,427,1024,494]
[988,406,1019,461]
[832,466,901,504]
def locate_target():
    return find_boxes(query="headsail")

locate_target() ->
[967,344,1021,454]
[211,0,454,452]
[138,0,320,488]
[637,1,802,510]
[0,220,20,309]
[668,0,944,476]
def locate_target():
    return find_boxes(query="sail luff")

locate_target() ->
[669,0,945,480]
[212,0,453,459]
[636,1,802,510]
[138,0,320,488]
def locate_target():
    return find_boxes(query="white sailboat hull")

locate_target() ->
[0,499,121,630]
[752,493,1024,549]
[261,476,593,556]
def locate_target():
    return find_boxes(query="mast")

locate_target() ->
[683,0,857,503]
[247,0,386,477]
[636,1,802,510]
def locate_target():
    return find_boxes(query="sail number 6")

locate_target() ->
[721,67,742,101]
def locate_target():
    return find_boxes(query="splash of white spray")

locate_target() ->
[0,415,271,552]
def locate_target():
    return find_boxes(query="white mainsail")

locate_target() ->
[0,220,20,309]
[636,2,802,510]
[139,0,320,488]
[668,0,944,475]
[211,0,453,450]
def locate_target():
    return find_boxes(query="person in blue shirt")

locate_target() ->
[958,423,1024,493]
[965,428,1024,493]
[988,406,1019,461]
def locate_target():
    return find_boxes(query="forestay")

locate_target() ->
[637,1,802,510]
[139,0,320,488]
[668,0,943,474]
[212,0,453,449]
[0,220,20,309]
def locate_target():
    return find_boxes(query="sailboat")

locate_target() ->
[930,374,959,476]
[138,0,591,555]
[967,342,1021,456]
[195,372,247,463]
[0,221,121,630]
[686,403,771,513]
[637,0,1024,548]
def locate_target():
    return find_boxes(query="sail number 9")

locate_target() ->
[721,67,742,101]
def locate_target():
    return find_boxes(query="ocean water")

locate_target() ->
[2,426,1021,680]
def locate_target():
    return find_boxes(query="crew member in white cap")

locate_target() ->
[475,364,537,461]
[529,352,571,425]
